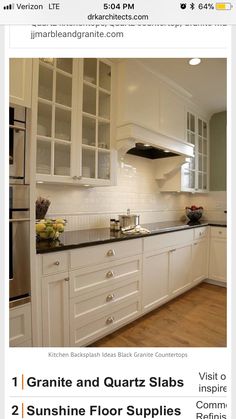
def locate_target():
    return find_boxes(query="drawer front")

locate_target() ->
[210,227,227,239]
[144,229,194,253]
[72,278,140,317]
[193,226,208,240]
[69,256,141,297]
[70,297,141,346]
[70,239,142,269]
[42,252,68,276]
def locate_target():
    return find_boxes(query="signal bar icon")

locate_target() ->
[3,3,14,9]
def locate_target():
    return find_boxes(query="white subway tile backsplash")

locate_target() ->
[37,154,226,230]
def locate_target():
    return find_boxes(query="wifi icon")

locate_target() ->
[3,3,14,9]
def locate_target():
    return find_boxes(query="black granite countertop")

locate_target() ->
[36,220,227,254]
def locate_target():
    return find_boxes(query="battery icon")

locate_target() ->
[216,2,233,9]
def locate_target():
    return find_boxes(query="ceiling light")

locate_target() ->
[164,149,170,153]
[144,144,151,147]
[189,58,201,66]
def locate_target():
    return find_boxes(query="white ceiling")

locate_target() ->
[139,58,226,116]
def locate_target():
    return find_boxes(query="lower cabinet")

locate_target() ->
[208,227,227,284]
[36,226,226,347]
[38,241,142,347]
[9,303,32,347]
[192,239,208,284]
[41,272,69,347]
[143,249,169,312]
[169,244,192,296]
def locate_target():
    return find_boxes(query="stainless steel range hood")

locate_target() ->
[116,123,194,159]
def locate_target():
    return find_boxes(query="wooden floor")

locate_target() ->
[92,283,226,348]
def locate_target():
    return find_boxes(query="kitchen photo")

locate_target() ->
[9,58,227,348]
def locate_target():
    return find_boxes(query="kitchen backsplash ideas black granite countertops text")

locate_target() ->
[36,220,227,254]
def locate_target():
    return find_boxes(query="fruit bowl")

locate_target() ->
[185,206,203,222]
[36,218,66,241]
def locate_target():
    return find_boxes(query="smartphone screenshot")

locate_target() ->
[0,1,234,418]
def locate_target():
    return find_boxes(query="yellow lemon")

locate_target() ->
[36,223,46,233]
[55,218,65,224]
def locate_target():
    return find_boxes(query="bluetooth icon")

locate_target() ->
[190,2,195,9]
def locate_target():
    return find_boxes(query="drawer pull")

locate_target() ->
[106,293,115,302]
[54,261,60,266]
[106,270,114,278]
[107,249,115,257]
[64,277,70,282]
[106,316,114,325]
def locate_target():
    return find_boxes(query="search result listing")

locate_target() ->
[8,348,230,417]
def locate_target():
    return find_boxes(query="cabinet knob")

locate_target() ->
[107,249,115,257]
[106,316,114,325]
[72,176,78,180]
[106,293,115,302]
[106,270,114,278]
[194,242,198,246]
[54,261,60,266]
[199,232,202,236]
[218,231,222,234]
[64,277,69,282]
[170,248,176,253]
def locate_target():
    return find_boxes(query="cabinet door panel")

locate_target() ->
[170,244,192,295]
[209,239,226,282]
[42,273,69,347]
[192,240,208,284]
[10,59,32,107]
[143,250,169,312]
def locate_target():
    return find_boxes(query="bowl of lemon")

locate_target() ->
[36,218,66,241]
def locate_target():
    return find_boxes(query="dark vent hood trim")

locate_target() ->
[117,123,194,159]
[127,143,178,159]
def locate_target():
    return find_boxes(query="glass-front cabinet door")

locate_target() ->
[81,59,112,182]
[36,58,75,181]
[182,111,208,193]
[35,58,114,186]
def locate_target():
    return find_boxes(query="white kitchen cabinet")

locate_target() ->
[9,303,32,347]
[143,248,169,312]
[182,112,209,192]
[10,59,32,108]
[37,243,142,347]
[169,243,192,296]
[33,58,116,186]
[191,227,209,284]
[143,229,194,312]
[41,271,69,347]
[208,227,227,284]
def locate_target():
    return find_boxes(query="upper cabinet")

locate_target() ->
[181,111,209,193]
[10,59,32,108]
[33,58,116,186]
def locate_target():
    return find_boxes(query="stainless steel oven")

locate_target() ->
[9,104,31,308]
[9,185,31,306]
[9,105,26,184]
